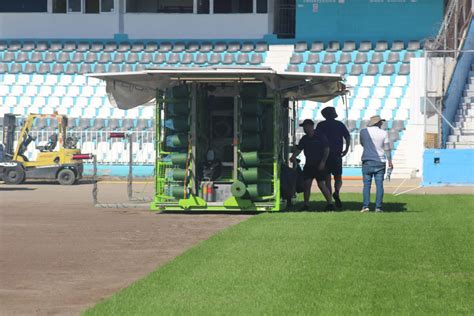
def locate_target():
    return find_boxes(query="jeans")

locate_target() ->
[362,160,386,209]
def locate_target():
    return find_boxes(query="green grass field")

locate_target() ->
[85,194,474,315]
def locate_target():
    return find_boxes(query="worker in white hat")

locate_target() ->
[359,115,394,212]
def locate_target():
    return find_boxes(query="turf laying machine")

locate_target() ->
[91,67,346,211]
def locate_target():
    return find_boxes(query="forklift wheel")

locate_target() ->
[4,167,26,185]
[57,169,76,185]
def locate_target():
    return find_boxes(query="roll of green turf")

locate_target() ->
[247,183,272,199]
[240,151,260,167]
[241,117,261,132]
[172,168,189,181]
[241,101,263,116]
[167,101,189,116]
[231,181,247,198]
[171,86,189,98]
[240,134,261,151]
[170,153,188,166]
[241,168,260,183]
[240,84,267,99]
[166,134,188,148]
[170,185,187,199]
[165,117,189,132]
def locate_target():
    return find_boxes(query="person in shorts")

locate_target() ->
[290,119,334,211]
[315,107,351,208]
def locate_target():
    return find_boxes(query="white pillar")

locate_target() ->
[253,0,257,13]
[210,0,214,14]
[193,0,197,14]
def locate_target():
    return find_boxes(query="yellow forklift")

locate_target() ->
[0,113,86,185]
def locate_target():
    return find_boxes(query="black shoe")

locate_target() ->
[333,192,342,208]
[324,204,335,212]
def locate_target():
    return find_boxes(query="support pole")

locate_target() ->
[128,133,133,200]
[92,154,98,205]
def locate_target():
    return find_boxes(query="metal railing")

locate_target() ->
[431,0,472,55]
[1,130,156,164]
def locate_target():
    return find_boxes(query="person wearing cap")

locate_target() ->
[359,115,394,212]
[290,119,334,211]
[315,107,351,208]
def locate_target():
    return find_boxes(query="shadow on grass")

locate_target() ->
[158,211,260,216]
[284,200,408,213]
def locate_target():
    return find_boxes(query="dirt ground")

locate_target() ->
[0,181,250,315]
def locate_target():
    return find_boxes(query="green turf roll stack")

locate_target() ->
[240,151,260,167]
[241,102,264,116]
[167,102,190,117]
[247,183,272,199]
[240,134,261,151]
[170,185,188,199]
[241,117,262,132]
[166,134,188,148]
[170,153,188,166]
[172,168,189,181]
[240,168,260,183]
[231,181,247,198]
[164,117,189,132]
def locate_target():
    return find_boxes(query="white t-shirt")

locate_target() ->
[359,126,390,162]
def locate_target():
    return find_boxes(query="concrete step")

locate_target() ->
[457,108,474,116]
[268,45,294,52]
[450,129,474,137]
[446,142,474,149]
[454,115,474,122]
[447,134,474,142]
[460,102,473,108]
[462,96,474,103]
[455,121,474,129]
[466,83,474,90]
[448,134,474,142]
[464,91,474,97]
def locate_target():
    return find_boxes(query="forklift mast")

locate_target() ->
[2,114,16,160]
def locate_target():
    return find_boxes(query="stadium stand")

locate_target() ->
[287,40,423,166]
[0,39,421,165]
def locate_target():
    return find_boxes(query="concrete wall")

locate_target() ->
[295,0,444,42]
[0,13,118,39]
[0,0,271,40]
[124,13,271,39]
[423,149,474,186]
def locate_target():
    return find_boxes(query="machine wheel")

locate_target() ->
[57,169,76,185]
[4,167,26,185]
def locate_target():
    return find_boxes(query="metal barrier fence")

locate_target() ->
[1,130,156,164]
[3,129,365,166]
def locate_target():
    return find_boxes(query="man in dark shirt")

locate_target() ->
[290,119,334,211]
[315,107,351,208]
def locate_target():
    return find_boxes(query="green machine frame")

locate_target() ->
[88,67,346,212]
[152,83,288,212]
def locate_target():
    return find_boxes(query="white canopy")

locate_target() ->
[88,66,347,110]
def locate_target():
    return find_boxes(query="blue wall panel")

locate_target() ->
[423,149,474,186]
[295,0,444,42]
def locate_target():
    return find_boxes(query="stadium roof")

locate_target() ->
[88,67,347,109]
